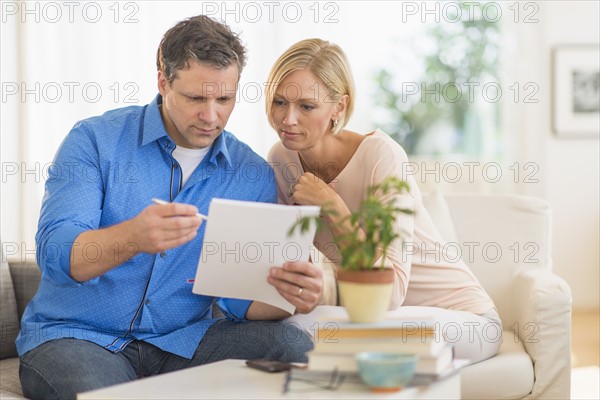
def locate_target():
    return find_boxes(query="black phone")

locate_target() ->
[245,359,292,373]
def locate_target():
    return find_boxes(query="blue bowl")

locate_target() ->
[355,352,419,392]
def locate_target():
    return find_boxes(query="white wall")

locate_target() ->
[0,7,21,247]
[497,1,599,309]
[541,2,599,309]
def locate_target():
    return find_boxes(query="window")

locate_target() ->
[372,2,502,157]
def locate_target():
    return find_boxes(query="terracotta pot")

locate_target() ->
[336,268,395,323]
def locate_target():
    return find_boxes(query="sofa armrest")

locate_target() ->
[511,268,572,399]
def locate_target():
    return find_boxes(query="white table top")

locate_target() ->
[78,359,460,399]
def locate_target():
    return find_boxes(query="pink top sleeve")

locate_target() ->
[268,130,496,315]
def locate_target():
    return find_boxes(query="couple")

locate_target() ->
[18,15,501,399]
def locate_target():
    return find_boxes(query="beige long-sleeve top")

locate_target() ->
[268,129,496,315]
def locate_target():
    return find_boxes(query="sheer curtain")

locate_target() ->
[1,1,513,253]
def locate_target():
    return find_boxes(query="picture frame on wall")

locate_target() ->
[552,45,600,138]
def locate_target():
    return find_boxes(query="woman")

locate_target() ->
[265,38,502,363]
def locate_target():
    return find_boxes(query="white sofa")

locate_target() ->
[0,193,571,399]
[432,192,571,399]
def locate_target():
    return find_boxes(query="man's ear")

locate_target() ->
[157,70,168,96]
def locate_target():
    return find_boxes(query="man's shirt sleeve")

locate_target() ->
[35,121,104,286]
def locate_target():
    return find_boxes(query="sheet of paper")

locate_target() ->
[193,198,320,314]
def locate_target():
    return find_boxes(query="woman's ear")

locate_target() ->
[333,94,349,120]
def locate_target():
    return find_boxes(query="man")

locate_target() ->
[17,15,322,400]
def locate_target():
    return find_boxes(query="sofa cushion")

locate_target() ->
[0,245,19,359]
[8,262,41,321]
[442,194,553,333]
[421,191,459,244]
[461,330,534,399]
[0,358,23,398]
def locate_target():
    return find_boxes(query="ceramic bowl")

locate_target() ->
[355,352,419,392]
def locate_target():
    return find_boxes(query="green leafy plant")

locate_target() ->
[289,176,413,271]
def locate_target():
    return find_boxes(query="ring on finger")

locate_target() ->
[288,182,297,197]
[297,287,303,297]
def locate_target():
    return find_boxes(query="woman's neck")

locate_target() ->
[297,130,364,184]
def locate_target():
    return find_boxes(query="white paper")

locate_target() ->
[193,198,320,314]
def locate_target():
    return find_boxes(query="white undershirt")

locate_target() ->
[172,145,210,186]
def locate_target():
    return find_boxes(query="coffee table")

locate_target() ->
[78,359,460,399]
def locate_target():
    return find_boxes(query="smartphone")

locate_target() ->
[246,359,292,373]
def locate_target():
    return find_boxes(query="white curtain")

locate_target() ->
[2,1,517,252]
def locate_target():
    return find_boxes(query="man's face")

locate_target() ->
[158,60,238,149]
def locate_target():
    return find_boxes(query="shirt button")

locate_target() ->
[160,251,167,258]
[173,164,179,169]
[145,299,150,305]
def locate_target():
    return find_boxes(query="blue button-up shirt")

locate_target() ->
[16,95,277,358]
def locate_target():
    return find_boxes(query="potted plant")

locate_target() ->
[289,176,413,323]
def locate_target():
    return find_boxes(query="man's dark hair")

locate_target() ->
[157,15,247,84]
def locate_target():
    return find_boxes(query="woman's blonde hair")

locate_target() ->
[265,38,355,135]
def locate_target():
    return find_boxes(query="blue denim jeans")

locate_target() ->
[19,319,312,400]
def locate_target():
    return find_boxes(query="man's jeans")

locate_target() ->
[19,319,312,400]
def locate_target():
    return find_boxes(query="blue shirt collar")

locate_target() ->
[142,94,233,168]
[208,130,233,167]
[141,94,168,146]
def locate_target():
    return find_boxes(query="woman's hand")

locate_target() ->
[268,261,323,314]
[289,172,339,208]
[289,172,357,238]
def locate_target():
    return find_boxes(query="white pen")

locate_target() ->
[151,198,209,220]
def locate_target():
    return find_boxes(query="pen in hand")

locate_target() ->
[151,198,209,221]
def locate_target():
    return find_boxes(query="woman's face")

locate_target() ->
[271,69,342,151]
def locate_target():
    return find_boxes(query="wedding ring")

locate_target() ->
[288,182,297,197]
[297,287,303,297]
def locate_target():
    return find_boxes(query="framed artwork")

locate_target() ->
[552,45,600,137]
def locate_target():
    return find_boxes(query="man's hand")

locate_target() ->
[268,261,323,314]
[130,202,203,254]
[70,202,203,282]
